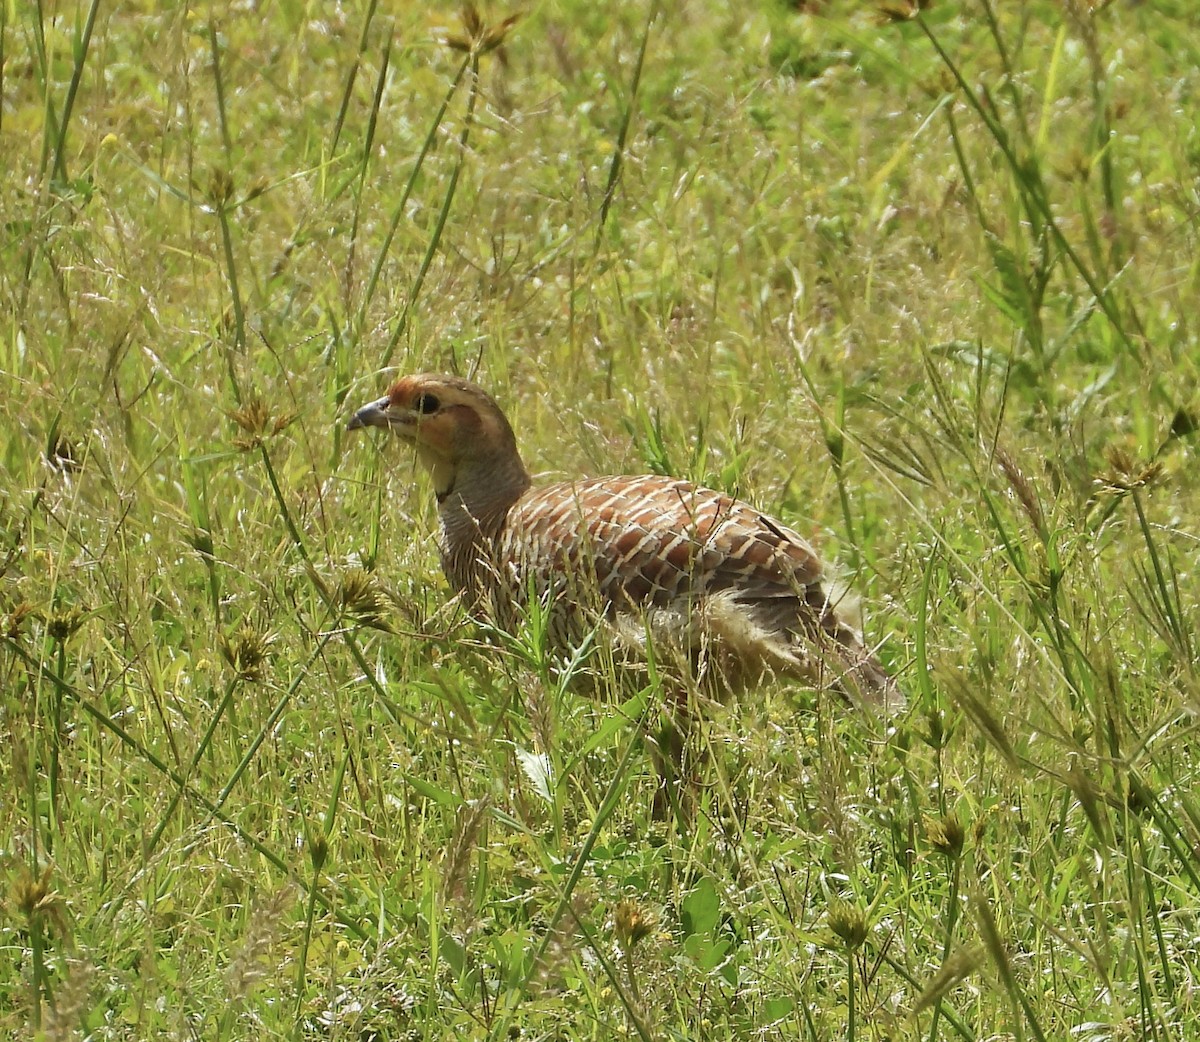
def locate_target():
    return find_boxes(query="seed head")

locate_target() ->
[4,602,38,640]
[614,899,653,949]
[337,569,392,632]
[1099,446,1163,493]
[442,4,522,56]
[926,812,966,859]
[227,396,296,451]
[47,605,88,644]
[828,899,868,950]
[219,622,273,682]
[12,862,71,939]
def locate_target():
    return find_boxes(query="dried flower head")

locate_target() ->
[995,446,1046,535]
[207,166,235,208]
[43,956,96,1040]
[308,835,328,873]
[219,622,273,682]
[1067,767,1109,842]
[614,898,653,949]
[47,429,83,473]
[914,945,984,1013]
[12,862,71,939]
[877,0,933,23]
[922,708,950,750]
[926,812,966,859]
[441,796,492,910]
[47,605,88,643]
[225,885,294,1002]
[5,602,38,640]
[1099,446,1163,494]
[337,569,392,632]
[442,4,521,56]
[227,397,296,451]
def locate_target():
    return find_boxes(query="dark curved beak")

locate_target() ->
[346,396,393,432]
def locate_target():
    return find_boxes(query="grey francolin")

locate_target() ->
[348,373,905,712]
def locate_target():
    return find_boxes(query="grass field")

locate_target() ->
[3,0,1199,1038]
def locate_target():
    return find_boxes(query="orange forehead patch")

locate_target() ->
[386,376,425,406]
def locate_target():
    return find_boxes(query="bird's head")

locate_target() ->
[347,373,529,500]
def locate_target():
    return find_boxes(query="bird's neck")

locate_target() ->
[436,457,531,595]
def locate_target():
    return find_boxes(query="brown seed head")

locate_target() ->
[614,898,653,948]
[48,605,88,643]
[926,812,966,859]
[219,622,273,682]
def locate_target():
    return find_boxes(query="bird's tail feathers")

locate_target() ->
[828,627,907,715]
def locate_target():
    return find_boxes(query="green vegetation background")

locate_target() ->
[2,0,1198,1038]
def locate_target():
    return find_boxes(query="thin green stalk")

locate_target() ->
[212,654,323,811]
[847,948,856,1042]
[381,52,481,367]
[342,27,393,314]
[209,20,233,161]
[256,442,432,730]
[1,6,8,135]
[974,894,1048,1042]
[1130,488,1184,651]
[216,198,246,385]
[883,952,976,1041]
[208,20,244,396]
[1137,825,1175,999]
[621,944,641,1006]
[30,0,57,182]
[328,0,381,156]
[30,905,46,1030]
[258,444,311,564]
[353,52,472,351]
[1125,773,1200,894]
[832,461,861,575]
[144,673,241,858]
[977,0,1032,156]
[597,1,658,236]
[488,710,647,1038]
[919,15,1140,355]
[566,904,652,1042]
[17,2,55,317]
[25,667,46,1029]
[927,858,963,1042]
[47,638,66,853]
[915,543,937,706]
[49,0,100,184]
[292,747,348,1033]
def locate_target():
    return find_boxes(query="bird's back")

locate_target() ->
[483,474,901,707]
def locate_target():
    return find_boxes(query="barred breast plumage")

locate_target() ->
[348,373,904,711]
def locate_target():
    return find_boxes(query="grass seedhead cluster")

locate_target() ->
[2,0,1198,1038]
[227,397,297,452]
[11,862,69,940]
[336,568,394,632]
[219,622,274,683]
[924,811,965,859]
[442,4,523,58]
[223,885,296,1022]
[39,957,95,1042]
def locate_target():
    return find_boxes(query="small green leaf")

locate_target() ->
[682,876,720,938]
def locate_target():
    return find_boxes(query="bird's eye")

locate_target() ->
[415,393,440,415]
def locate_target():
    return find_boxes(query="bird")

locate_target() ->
[347,373,905,712]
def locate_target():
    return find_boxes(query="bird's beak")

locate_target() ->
[347,396,399,432]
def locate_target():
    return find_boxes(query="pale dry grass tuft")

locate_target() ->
[42,958,95,1042]
[225,886,295,1003]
